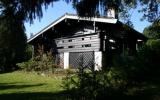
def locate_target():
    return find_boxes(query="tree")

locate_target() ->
[0,8,26,71]
[66,0,160,22]
[1,0,159,23]
[0,0,57,71]
[0,0,59,23]
[143,19,160,39]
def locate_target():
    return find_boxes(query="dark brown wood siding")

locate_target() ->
[55,33,100,53]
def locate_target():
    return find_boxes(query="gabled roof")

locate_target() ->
[27,13,118,43]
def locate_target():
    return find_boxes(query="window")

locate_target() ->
[68,46,75,48]
[57,46,64,49]
[82,44,91,47]
[56,40,59,44]
[57,40,64,44]
[82,37,91,41]
[109,39,115,43]
[68,39,72,42]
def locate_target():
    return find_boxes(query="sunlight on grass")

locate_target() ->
[0,71,66,100]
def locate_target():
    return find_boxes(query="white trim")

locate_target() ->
[94,51,102,70]
[27,13,117,43]
[66,15,117,24]
[64,52,69,69]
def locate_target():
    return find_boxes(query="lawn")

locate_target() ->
[0,71,68,100]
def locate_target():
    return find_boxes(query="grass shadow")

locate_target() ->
[0,91,69,100]
[0,82,70,100]
[0,70,15,74]
[0,83,45,90]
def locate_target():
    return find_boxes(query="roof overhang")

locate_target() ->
[27,13,118,43]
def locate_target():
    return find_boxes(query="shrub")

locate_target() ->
[17,51,58,74]
[62,65,128,100]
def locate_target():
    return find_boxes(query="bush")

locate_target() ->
[16,58,37,71]
[62,65,128,100]
[17,51,58,74]
[24,44,33,61]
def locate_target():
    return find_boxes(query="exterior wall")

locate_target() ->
[31,27,103,69]
[94,51,102,70]
[55,33,100,53]
[55,33,101,69]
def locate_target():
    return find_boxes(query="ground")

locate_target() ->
[0,71,67,100]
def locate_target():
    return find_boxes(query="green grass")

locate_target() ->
[0,71,68,100]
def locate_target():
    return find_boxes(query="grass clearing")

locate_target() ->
[0,71,68,100]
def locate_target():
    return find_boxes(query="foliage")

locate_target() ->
[137,39,160,80]
[62,65,129,100]
[24,44,33,61]
[16,59,37,71]
[112,39,160,98]
[0,0,58,71]
[65,0,160,22]
[0,0,160,23]
[17,51,57,74]
[142,20,160,83]
[143,19,160,39]
[0,0,58,23]
[0,10,27,71]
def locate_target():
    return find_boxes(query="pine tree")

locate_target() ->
[0,7,26,71]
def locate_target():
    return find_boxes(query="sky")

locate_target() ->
[24,0,151,38]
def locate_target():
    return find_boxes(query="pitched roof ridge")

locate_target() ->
[27,13,118,43]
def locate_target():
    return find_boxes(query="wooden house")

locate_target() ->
[27,13,146,70]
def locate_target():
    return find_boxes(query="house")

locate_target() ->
[27,13,146,70]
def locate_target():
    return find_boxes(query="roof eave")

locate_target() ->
[27,13,118,43]
[27,14,67,43]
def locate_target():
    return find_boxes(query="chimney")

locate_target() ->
[107,8,118,19]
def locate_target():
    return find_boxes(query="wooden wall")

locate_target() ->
[55,33,100,53]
